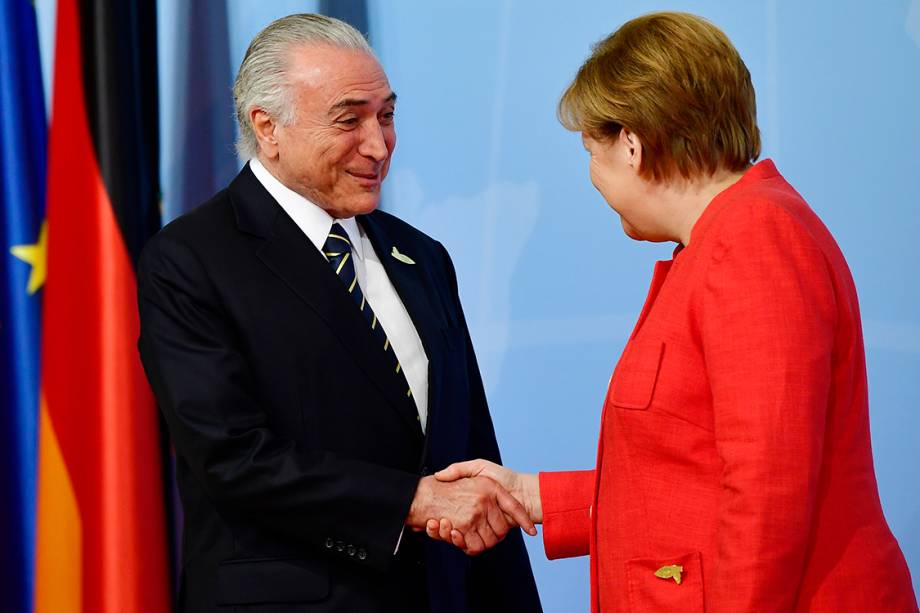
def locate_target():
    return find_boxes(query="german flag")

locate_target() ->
[34,0,170,611]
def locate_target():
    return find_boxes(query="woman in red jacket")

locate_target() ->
[430,11,917,612]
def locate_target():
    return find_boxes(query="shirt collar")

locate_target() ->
[335,217,364,261]
[249,158,364,260]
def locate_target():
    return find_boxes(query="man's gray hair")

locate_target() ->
[233,14,373,159]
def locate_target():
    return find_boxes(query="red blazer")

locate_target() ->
[540,160,917,612]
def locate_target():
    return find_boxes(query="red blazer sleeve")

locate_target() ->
[539,470,594,560]
[700,201,837,612]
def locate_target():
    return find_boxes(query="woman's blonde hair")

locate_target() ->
[559,12,760,181]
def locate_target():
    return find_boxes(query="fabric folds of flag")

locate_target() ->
[33,1,170,612]
[0,2,47,613]
[157,0,238,587]
[161,0,237,224]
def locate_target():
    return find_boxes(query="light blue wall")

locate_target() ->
[33,1,920,609]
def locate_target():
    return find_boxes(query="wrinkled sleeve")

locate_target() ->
[540,470,595,560]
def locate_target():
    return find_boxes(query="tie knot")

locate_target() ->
[323,223,353,260]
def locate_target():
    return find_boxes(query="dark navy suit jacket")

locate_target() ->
[137,165,542,612]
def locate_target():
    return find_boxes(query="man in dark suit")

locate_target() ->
[137,13,542,613]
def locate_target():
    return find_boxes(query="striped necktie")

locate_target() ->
[322,223,415,402]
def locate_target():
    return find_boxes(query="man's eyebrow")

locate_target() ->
[329,92,397,113]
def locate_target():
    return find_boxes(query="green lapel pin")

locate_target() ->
[391,246,415,265]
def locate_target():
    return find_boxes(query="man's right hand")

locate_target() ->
[405,475,536,556]
[424,460,543,555]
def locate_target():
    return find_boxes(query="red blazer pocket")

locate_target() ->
[610,340,664,410]
[625,551,704,613]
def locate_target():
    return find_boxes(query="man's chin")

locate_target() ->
[341,194,381,218]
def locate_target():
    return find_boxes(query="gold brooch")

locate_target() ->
[654,564,683,585]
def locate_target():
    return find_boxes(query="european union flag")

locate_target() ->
[0,1,47,612]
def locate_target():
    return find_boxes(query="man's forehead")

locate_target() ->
[285,44,393,103]
[287,44,384,81]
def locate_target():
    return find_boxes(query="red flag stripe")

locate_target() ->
[36,0,170,611]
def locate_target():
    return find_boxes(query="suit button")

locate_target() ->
[335,540,345,552]
[347,545,356,556]
[357,548,367,560]
[422,466,430,475]
[324,538,334,549]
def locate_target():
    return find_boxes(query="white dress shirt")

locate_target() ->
[249,159,429,432]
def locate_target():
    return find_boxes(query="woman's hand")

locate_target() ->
[426,459,542,554]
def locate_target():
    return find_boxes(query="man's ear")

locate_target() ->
[250,108,279,159]
[619,128,643,171]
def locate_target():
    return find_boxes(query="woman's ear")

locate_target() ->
[619,128,643,170]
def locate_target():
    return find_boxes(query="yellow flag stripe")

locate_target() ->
[34,395,82,613]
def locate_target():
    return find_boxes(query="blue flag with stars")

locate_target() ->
[0,1,47,612]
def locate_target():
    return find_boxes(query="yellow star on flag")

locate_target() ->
[10,220,48,295]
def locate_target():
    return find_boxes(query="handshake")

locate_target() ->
[405,460,542,556]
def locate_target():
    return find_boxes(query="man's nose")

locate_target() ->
[358,120,389,162]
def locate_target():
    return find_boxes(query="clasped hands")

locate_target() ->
[405,460,542,556]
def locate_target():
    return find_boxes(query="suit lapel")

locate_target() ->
[229,167,423,437]
[359,214,441,357]
[360,213,446,442]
